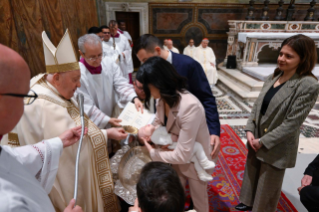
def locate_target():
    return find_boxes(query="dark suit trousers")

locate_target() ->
[300,169,319,212]
[239,146,286,212]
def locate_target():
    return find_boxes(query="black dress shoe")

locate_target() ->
[235,203,253,211]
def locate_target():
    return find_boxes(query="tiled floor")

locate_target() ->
[214,81,319,153]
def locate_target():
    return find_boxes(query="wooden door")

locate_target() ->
[116,12,140,70]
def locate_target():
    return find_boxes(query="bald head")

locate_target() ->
[0,44,31,135]
[167,40,173,49]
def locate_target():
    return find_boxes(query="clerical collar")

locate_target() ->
[111,33,120,38]
[118,29,123,34]
[0,135,2,141]
[80,57,102,75]
[166,50,173,64]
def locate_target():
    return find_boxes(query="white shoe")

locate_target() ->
[198,171,213,182]
[199,159,216,170]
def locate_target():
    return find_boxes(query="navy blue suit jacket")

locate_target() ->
[171,52,220,136]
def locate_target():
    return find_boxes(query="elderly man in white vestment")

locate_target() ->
[183,39,196,58]
[0,44,84,212]
[167,39,180,54]
[194,38,218,86]
[107,20,134,82]
[76,34,143,131]
[1,30,122,212]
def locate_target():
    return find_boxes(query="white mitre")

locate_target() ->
[42,29,79,74]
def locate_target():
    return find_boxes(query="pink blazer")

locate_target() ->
[150,91,212,180]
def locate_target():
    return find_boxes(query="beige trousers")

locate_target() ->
[175,167,209,212]
[239,147,286,212]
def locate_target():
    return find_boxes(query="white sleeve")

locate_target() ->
[5,137,63,193]
[209,48,216,66]
[112,63,137,107]
[76,79,110,129]
[119,37,133,74]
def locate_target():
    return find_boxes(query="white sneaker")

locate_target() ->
[199,159,216,170]
[198,171,213,182]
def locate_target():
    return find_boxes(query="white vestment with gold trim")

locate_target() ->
[1,75,118,212]
[194,46,218,85]
[183,45,196,58]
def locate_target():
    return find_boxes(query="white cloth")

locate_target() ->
[0,138,63,212]
[169,47,180,54]
[166,50,173,64]
[123,31,132,42]
[194,46,218,85]
[76,57,137,129]
[183,45,196,58]
[102,41,120,65]
[108,33,133,79]
[163,45,168,50]
[238,32,319,43]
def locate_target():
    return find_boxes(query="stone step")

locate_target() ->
[218,65,264,92]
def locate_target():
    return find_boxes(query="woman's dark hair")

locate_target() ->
[136,57,187,109]
[274,34,317,79]
[137,162,185,212]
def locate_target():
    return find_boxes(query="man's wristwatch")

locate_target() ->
[258,138,262,145]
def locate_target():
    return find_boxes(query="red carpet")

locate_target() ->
[185,125,297,212]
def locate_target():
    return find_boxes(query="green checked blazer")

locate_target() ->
[245,72,319,169]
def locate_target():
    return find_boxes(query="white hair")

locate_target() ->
[202,39,209,43]
[78,34,102,53]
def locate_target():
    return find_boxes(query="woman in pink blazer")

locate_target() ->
[136,56,214,212]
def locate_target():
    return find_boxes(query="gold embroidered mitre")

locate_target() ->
[42,29,80,74]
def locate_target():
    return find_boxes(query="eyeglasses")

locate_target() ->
[0,90,38,105]
[86,55,103,62]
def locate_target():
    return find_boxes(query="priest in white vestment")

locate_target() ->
[194,38,218,85]
[109,20,134,82]
[2,30,122,212]
[119,20,133,47]
[183,39,196,58]
[101,25,121,65]
[167,39,180,54]
[0,44,83,212]
[76,34,143,130]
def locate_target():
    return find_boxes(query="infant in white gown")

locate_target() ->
[139,125,216,182]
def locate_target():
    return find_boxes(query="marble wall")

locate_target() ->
[149,2,313,64]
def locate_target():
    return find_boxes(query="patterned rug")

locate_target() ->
[185,125,297,212]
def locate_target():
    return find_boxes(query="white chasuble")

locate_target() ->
[1,75,118,212]
[76,57,136,129]
[170,47,180,54]
[110,33,133,80]
[0,138,62,212]
[183,45,196,58]
[194,46,218,85]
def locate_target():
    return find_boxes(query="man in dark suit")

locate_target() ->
[134,34,220,159]
[298,155,319,212]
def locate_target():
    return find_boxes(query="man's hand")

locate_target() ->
[64,199,83,212]
[301,174,313,187]
[251,138,262,152]
[59,126,88,148]
[107,128,127,140]
[210,62,215,68]
[298,186,304,195]
[134,98,144,114]
[128,199,141,212]
[210,135,220,159]
[109,118,122,127]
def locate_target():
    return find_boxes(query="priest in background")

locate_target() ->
[119,20,133,47]
[167,39,180,54]
[194,38,218,86]
[109,20,134,82]
[100,25,119,63]
[88,26,104,41]
[0,44,84,212]
[2,30,122,212]
[183,39,196,58]
[163,39,168,50]
[76,33,143,129]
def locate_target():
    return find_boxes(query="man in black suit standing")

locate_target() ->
[134,34,220,159]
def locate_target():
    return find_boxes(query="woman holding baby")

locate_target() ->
[136,56,216,212]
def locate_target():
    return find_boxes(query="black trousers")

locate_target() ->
[300,169,319,212]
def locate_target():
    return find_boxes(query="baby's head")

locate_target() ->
[138,124,156,141]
